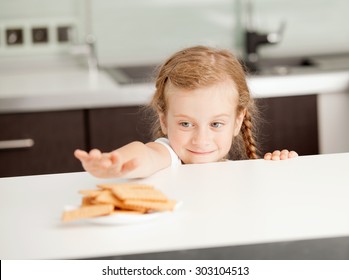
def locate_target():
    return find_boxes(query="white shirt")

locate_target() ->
[155,137,182,167]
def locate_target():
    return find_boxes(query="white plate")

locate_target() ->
[64,201,183,225]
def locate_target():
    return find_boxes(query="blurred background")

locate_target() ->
[1,0,349,63]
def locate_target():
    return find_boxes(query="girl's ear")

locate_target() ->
[233,109,246,136]
[158,111,168,135]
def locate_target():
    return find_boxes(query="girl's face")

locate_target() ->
[159,80,245,164]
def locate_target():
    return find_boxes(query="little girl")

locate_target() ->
[75,46,298,178]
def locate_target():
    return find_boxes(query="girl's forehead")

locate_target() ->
[166,80,239,116]
[166,80,239,104]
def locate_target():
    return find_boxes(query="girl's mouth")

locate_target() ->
[187,149,215,155]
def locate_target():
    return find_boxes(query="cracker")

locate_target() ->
[112,186,168,202]
[97,183,154,190]
[116,203,148,213]
[81,196,94,206]
[63,182,176,221]
[79,189,103,197]
[62,204,114,222]
[123,199,177,212]
[112,209,145,215]
[93,190,124,208]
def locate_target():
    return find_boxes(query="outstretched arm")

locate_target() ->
[74,141,171,178]
[264,149,298,160]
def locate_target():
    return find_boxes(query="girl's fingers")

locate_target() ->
[75,149,141,178]
[74,149,89,161]
[289,150,298,158]
[121,158,139,174]
[271,150,281,160]
[110,151,126,173]
[110,151,121,165]
[89,149,102,160]
[264,150,299,161]
[99,156,113,169]
[264,152,272,160]
[280,149,289,160]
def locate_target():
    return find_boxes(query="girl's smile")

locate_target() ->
[188,149,215,155]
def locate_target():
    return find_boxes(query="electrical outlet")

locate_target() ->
[6,28,23,45]
[57,26,71,43]
[32,27,48,43]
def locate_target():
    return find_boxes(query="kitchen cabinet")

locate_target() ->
[88,106,152,151]
[0,110,86,177]
[257,94,319,156]
[0,106,152,177]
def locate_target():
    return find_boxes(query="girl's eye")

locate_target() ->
[180,122,193,128]
[211,122,223,128]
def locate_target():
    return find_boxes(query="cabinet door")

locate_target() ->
[257,95,319,156]
[88,106,152,151]
[0,110,86,177]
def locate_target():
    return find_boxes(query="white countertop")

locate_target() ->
[1,55,349,113]
[0,55,155,113]
[1,152,349,259]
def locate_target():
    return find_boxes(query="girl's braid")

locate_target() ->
[241,110,259,159]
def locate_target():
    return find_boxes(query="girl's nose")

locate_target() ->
[192,127,211,146]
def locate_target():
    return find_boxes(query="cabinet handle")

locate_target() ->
[0,139,35,150]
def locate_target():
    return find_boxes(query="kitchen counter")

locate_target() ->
[1,55,349,113]
[1,152,349,259]
[0,55,155,113]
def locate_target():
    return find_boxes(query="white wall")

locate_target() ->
[90,0,349,65]
[0,0,77,19]
[91,0,236,66]
[1,0,349,61]
[252,0,349,58]
[318,92,349,154]
[0,0,85,56]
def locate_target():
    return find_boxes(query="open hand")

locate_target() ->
[74,149,139,178]
[264,149,298,160]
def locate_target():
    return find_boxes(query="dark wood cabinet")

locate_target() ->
[256,94,319,156]
[88,106,152,152]
[0,110,86,177]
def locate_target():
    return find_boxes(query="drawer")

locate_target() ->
[257,94,319,156]
[0,110,86,177]
[88,106,152,151]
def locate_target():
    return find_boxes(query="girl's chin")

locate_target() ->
[179,150,228,164]
[182,157,218,164]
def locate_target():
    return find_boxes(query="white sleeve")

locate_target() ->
[155,137,182,166]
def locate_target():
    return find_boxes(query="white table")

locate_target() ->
[1,152,349,259]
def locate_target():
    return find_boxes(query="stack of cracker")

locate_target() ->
[62,183,176,222]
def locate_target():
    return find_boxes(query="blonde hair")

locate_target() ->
[148,45,259,160]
